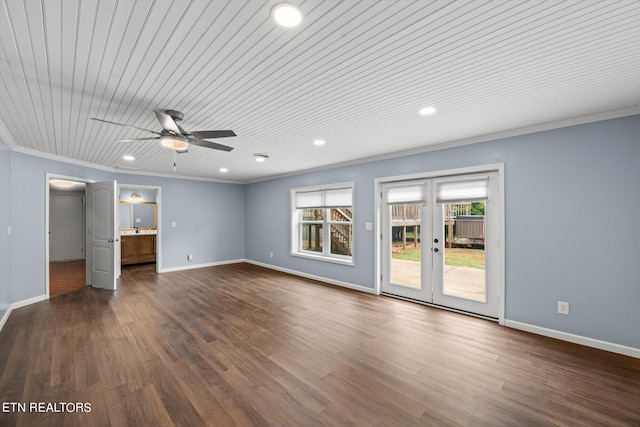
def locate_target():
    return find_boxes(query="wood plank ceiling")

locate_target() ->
[0,0,639,182]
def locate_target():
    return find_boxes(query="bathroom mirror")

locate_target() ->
[120,202,156,229]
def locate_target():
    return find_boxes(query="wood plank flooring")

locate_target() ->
[1,263,639,426]
[49,260,86,297]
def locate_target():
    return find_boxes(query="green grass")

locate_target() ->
[393,247,485,269]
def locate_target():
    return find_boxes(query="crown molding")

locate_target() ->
[243,106,640,184]
[7,144,244,185]
[2,107,638,185]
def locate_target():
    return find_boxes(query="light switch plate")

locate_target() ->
[557,301,569,315]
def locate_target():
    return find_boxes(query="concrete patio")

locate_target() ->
[391,258,486,302]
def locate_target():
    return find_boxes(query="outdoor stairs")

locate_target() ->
[330,208,352,255]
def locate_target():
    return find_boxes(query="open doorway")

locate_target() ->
[118,184,161,275]
[47,175,90,297]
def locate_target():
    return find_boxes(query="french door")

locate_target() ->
[381,172,500,318]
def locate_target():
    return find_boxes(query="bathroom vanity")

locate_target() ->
[120,200,157,265]
[120,231,156,265]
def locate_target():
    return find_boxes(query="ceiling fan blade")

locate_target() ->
[154,110,182,135]
[115,137,160,142]
[190,130,236,139]
[189,138,234,152]
[90,118,162,135]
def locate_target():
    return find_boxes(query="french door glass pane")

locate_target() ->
[390,204,421,289]
[442,202,486,302]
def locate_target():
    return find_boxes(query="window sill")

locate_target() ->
[291,251,354,266]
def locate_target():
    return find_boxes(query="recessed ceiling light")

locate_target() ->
[123,155,135,161]
[419,107,437,116]
[219,167,228,173]
[271,3,303,27]
[313,139,326,146]
[254,153,269,162]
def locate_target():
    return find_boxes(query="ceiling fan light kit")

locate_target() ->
[160,135,189,153]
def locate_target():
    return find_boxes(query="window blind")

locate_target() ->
[385,183,426,204]
[295,187,352,208]
[436,177,489,203]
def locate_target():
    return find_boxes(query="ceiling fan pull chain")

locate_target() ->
[173,150,177,171]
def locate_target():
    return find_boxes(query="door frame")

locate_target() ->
[46,177,163,297]
[118,183,162,274]
[374,163,506,325]
[45,173,94,299]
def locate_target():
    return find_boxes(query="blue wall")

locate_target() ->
[2,115,639,351]
[4,149,245,304]
[119,187,157,202]
[158,178,245,269]
[116,176,245,269]
[245,115,640,349]
[0,140,12,320]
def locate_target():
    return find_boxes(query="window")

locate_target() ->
[291,183,354,265]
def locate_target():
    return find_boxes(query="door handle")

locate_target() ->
[107,238,113,243]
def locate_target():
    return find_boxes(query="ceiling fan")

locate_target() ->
[90,109,236,153]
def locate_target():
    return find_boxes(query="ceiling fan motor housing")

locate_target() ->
[164,109,184,122]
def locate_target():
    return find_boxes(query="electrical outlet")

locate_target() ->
[269,252,274,258]
[188,254,193,261]
[171,221,176,228]
[557,301,569,315]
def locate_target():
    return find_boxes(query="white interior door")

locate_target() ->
[87,181,118,290]
[381,172,501,319]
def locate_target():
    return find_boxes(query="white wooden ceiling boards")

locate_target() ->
[1,1,639,182]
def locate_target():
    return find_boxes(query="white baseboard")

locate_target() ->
[504,319,640,359]
[0,307,10,332]
[0,294,47,332]
[160,258,376,295]
[158,258,245,273]
[245,259,377,294]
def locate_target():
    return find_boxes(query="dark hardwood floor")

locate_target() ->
[49,260,86,297]
[1,263,638,426]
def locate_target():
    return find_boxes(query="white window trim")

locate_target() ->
[291,181,355,266]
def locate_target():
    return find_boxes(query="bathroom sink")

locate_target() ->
[120,229,156,235]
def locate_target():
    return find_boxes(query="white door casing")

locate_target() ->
[380,171,501,319]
